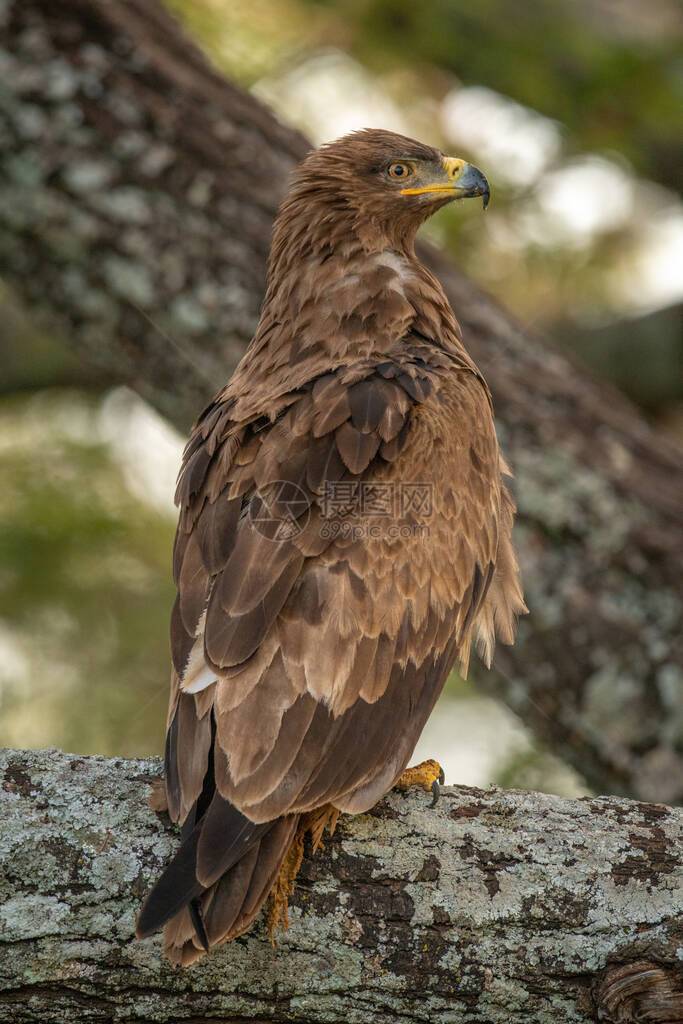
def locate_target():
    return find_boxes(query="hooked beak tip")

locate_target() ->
[457,162,490,209]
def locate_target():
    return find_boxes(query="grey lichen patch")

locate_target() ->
[62,159,115,193]
[514,446,642,554]
[43,58,80,101]
[169,294,210,333]
[583,665,655,745]
[61,268,118,319]
[2,151,46,189]
[88,186,153,224]
[13,102,46,140]
[187,170,214,207]
[0,893,71,941]
[101,255,155,306]
[137,142,175,176]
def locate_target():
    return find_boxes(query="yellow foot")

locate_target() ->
[394,758,445,807]
[267,803,340,944]
[267,826,305,943]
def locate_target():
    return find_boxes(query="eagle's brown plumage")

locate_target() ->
[136,129,526,964]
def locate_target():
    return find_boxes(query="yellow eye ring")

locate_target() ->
[388,163,412,179]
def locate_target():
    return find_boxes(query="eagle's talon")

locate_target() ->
[395,758,445,806]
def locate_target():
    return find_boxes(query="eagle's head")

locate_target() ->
[285,128,489,252]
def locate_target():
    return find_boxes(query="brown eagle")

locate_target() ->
[136,129,526,964]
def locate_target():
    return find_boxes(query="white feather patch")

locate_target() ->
[182,662,218,694]
[180,617,217,693]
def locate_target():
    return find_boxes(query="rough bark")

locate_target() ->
[1,0,682,804]
[1,747,682,1024]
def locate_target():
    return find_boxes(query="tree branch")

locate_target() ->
[1,747,681,1023]
[1,0,682,803]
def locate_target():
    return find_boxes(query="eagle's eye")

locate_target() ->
[388,163,412,179]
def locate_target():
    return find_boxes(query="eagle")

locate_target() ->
[136,129,526,964]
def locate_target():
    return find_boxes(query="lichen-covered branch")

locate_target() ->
[1,748,682,1024]
[1,0,682,803]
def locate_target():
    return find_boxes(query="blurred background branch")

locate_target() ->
[0,0,681,802]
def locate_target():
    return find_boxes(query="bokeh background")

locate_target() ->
[1,0,681,797]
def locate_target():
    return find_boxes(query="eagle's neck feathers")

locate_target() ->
[225,182,473,418]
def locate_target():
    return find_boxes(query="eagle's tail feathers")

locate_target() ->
[161,814,300,964]
[136,792,272,944]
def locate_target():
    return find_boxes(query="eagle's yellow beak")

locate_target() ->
[401,158,490,209]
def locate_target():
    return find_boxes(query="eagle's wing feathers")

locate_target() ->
[165,357,503,828]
